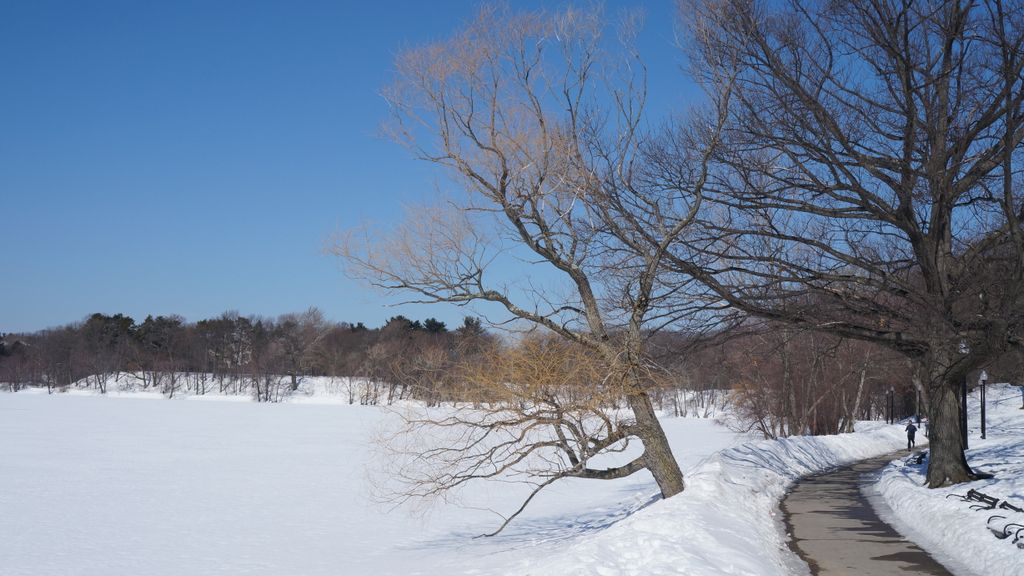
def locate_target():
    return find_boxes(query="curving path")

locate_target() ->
[781,453,955,575]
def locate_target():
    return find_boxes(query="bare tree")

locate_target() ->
[276,307,329,391]
[681,0,1024,486]
[337,5,729,501]
[726,326,910,438]
[375,335,643,536]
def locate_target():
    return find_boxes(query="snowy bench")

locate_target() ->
[987,515,1024,548]
[944,486,1024,549]
[973,496,1024,549]
[946,489,1000,511]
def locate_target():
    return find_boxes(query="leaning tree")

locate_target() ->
[680,0,1024,486]
[337,4,731,515]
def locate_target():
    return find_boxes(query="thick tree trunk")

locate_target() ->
[626,392,685,498]
[926,376,974,487]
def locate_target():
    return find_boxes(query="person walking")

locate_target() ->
[905,421,918,451]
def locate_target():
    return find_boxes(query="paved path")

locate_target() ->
[781,453,955,575]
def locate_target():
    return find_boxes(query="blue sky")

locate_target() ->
[1,0,697,333]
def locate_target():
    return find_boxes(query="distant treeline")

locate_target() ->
[3,311,1020,437]
[0,309,494,403]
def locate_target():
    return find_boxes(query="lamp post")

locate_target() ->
[980,370,988,440]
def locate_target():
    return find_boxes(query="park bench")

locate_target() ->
[946,489,1000,511]
[987,515,1024,548]
[1000,500,1024,513]
[947,489,1024,549]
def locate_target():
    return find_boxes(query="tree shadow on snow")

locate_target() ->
[402,489,661,553]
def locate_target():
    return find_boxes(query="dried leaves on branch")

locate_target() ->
[373,336,662,537]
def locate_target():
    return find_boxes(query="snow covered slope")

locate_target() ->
[877,382,1024,576]
[518,421,909,575]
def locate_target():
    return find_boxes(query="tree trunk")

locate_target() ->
[626,391,685,498]
[845,366,868,433]
[926,376,974,487]
[911,365,930,421]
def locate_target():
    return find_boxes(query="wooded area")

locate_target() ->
[0,310,490,403]
[7,309,1014,425]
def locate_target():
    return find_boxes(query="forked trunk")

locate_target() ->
[926,377,974,487]
[626,391,685,497]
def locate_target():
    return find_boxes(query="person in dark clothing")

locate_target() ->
[905,422,918,451]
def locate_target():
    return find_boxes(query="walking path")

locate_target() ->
[781,453,956,575]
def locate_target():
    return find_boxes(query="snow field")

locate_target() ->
[0,393,739,576]
[3,386,974,576]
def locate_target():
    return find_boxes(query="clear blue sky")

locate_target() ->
[1,0,697,333]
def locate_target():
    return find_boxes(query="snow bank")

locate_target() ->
[515,421,908,575]
[877,383,1024,576]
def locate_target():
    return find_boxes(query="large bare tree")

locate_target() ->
[680,0,1024,486]
[337,6,729,501]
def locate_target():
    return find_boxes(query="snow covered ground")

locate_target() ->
[0,393,741,576]
[0,389,927,576]
[876,382,1024,576]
